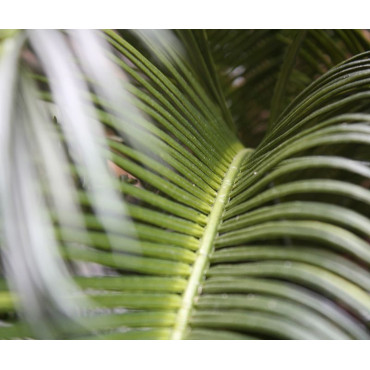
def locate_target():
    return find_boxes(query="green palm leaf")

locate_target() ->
[0,29,369,340]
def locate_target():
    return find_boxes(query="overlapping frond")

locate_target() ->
[207,30,370,146]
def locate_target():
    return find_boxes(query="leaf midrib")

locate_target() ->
[171,147,252,340]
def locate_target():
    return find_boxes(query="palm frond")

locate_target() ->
[0,29,369,340]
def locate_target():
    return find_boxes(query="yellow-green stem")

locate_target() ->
[171,147,252,339]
